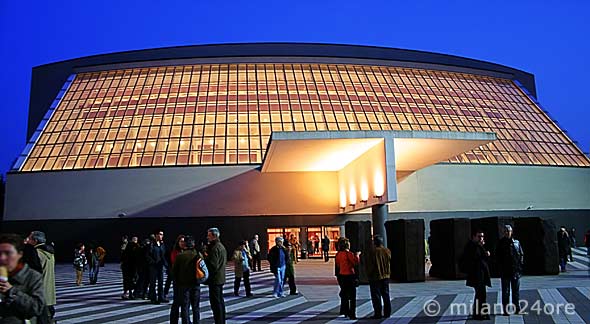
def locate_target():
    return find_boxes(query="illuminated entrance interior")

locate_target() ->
[267,226,341,257]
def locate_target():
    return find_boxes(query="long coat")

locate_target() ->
[232,248,252,278]
[36,244,56,306]
[557,232,571,259]
[460,240,491,288]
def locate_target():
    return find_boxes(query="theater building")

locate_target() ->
[3,43,589,260]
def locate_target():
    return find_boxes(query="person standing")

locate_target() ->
[205,228,227,324]
[495,225,524,315]
[121,236,139,299]
[365,235,391,319]
[135,237,152,299]
[460,229,491,321]
[148,231,168,304]
[284,242,298,295]
[557,227,571,272]
[73,243,87,286]
[27,231,57,324]
[289,234,299,264]
[268,237,289,298]
[171,235,207,324]
[569,228,577,262]
[96,246,106,267]
[87,245,100,285]
[165,235,186,298]
[0,233,45,323]
[585,229,590,258]
[232,240,253,297]
[335,237,360,319]
[321,236,330,262]
[250,234,261,272]
[313,236,320,255]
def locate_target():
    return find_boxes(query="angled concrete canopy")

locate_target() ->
[262,130,496,213]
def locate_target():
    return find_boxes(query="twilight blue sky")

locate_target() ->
[1,1,589,174]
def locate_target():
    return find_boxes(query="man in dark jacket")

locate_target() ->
[364,235,392,319]
[495,225,524,315]
[205,228,227,324]
[557,227,571,272]
[460,229,491,321]
[321,236,330,262]
[148,230,168,304]
[0,233,45,324]
[268,236,290,298]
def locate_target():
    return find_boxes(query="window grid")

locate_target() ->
[19,63,590,172]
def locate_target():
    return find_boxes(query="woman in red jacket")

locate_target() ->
[334,237,360,319]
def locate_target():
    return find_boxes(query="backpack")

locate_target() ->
[195,258,209,284]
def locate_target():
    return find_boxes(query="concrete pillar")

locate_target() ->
[372,204,388,248]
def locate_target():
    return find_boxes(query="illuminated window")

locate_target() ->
[17,64,590,171]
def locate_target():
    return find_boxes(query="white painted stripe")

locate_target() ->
[538,288,585,324]
[270,299,341,324]
[381,295,436,324]
[437,293,470,323]
[229,296,307,324]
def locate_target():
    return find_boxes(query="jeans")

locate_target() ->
[148,265,165,301]
[559,257,567,272]
[208,284,226,324]
[338,275,357,318]
[501,275,521,313]
[234,270,252,296]
[89,264,99,284]
[170,286,181,324]
[273,265,286,297]
[369,279,391,317]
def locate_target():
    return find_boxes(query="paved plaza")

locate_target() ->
[54,247,590,323]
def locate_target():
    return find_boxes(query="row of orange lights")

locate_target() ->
[339,172,385,210]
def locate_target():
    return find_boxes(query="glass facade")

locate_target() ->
[19,63,590,172]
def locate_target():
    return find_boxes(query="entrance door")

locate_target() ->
[266,227,301,252]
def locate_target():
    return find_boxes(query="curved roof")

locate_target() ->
[27,43,536,139]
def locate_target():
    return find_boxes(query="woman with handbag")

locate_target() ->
[334,237,360,319]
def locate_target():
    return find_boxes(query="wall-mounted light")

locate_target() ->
[349,203,356,208]
[373,195,383,200]
[360,199,368,204]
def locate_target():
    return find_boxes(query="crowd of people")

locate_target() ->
[0,225,589,323]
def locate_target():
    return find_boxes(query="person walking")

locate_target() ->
[321,236,330,262]
[335,237,360,319]
[284,242,298,295]
[0,233,46,323]
[460,229,491,321]
[27,231,57,324]
[557,226,571,272]
[171,235,207,324]
[250,234,261,272]
[232,240,253,297]
[495,225,524,315]
[73,243,87,286]
[121,236,139,299]
[268,236,289,298]
[205,228,227,324]
[165,235,186,298]
[147,231,168,304]
[365,235,391,319]
[87,245,100,284]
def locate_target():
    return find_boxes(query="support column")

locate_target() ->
[371,204,388,248]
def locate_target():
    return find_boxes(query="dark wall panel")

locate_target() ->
[429,218,471,279]
[344,221,372,284]
[514,217,559,275]
[386,219,425,282]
